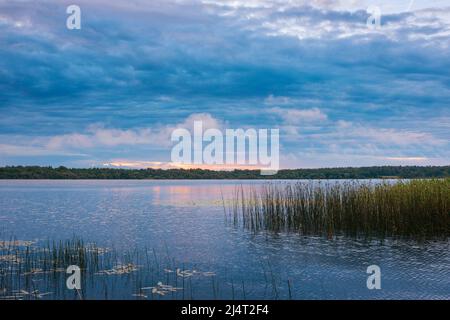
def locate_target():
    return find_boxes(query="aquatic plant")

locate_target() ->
[0,238,231,300]
[229,179,450,239]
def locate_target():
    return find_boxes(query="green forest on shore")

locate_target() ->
[0,165,449,179]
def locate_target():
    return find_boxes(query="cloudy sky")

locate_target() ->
[0,0,449,169]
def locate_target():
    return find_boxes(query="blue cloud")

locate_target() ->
[0,0,449,167]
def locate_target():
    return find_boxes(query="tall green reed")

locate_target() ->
[229,179,450,239]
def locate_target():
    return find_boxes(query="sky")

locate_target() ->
[0,0,449,169]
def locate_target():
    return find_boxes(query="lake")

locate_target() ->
[0,180,449,300]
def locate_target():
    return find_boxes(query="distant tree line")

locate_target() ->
[0,165,448,179]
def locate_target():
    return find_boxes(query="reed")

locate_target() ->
[0,238,234,300]
[229,179,450,239]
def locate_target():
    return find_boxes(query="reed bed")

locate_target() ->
[0,238,273,300]
[229,179,450,239]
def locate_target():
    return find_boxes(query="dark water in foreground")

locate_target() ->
[0,180,449,300]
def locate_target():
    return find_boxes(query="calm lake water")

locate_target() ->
[0,180,449,300]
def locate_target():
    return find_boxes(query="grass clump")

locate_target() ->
[229,179,450,239]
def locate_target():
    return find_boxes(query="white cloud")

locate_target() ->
[270,107,328,124]
[42,113,224,151]
[280,152,447,168]
[0,143,87,157]
[339,124,446,146]
[200,0,450,43]
[264,94,293,105]
[383,156,428,161]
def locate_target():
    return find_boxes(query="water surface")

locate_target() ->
[0,180,448,299]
